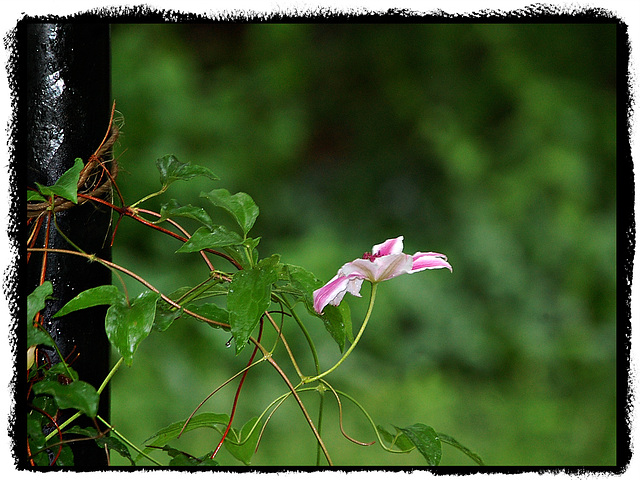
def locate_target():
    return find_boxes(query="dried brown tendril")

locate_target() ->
[27,122,120,219]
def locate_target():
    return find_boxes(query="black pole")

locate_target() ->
[25,22,112,467]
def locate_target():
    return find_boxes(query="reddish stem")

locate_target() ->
[27,216,44,263]
[211,318,264,459]
[29,405,63,466]
[136,208,215,271]
[76,193,242,270]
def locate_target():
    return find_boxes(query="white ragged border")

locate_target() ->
[0,1,637,478]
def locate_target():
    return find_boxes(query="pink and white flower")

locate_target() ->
[313,236,452,313]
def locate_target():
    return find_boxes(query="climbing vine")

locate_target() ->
[26,104,483,467]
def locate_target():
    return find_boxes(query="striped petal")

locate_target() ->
[372,236,404,256]
[313,273,364,314]
[411,252,452,273]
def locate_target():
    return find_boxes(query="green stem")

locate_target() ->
[98,357,124,395]
[96,415,163,466]
[52,212,86,255]
[315,386,326,466]
[260,354,333,465]
[283,295,321,375]
[128,186,167,209]
[27,247,231,329]
[44,357,125,442]
[303,283,378,384]
[334,388,409,454]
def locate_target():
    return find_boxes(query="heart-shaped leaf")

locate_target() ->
[105,290,161,366]
[376,425,415,452]
[227,258,278,354]
[28,190,46,202]
[32,379,100,418]
[156,155,218,188]
[185,302,230,329]
[201,189,259,237]
[157,199,214,228]
[142,412,230,458]
[437,433,485,465]
[176,225,243,253]
[53,285,122,318]
[27,282,53,323]
[223,237,261,269]
[223,417,262,465]
[320,302,353,353]
[396,423,442,466]
[35,158,84,204]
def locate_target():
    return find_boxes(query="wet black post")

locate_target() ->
[25,22,112,467]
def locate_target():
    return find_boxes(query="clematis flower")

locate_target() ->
[313,236,452,314]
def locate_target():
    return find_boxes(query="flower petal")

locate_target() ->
[411,252,452,272]
[372,236,404,256]
[343,254,413,283]
[313,274,364,313]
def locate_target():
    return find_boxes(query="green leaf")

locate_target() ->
[96,435,136,467]
[196,457,220,466]
[44,362,79,382]
[152,286,196,331]
[275,265,354,351]
[376,425,415,452]
[27,410,48,451]
[156,155,219,188]
[227,259,278,354]
[320,302,353,353]
[282,264,323,301]
[142,413,230,456]
[223,417,262,465]
[105,290,161,366]
[165,447,201,466]
[31,393,59,422]
[151,445,219,466]
[223,237,261,269]
[396,423,442,466]
[67,426,136,466]
[437,433,485,465]
[156,199,214,228]
[257,253,280,271]
[201,188,259,237]
[27,283,57,352]
[28,190,46,202]
[154,283,230,331]
[32,380,100,418]
[185,302,230,329]
[53,285,122,318]
[27,281,53,323]
[54,445,75,466]
[152,304,183,332]
[176,225,243,253]
[35,158,84,204]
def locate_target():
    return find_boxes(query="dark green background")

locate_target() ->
[108,23,618,466]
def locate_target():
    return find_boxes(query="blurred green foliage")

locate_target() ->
[109,23,617,466]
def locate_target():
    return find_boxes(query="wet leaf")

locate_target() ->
[32,380,100,418]
[223,417,262,465]
[437,432,484,465]
[227,258,278,354]
[156,155,218,188]
[396,423,442,466]
[53,285,121,318]
[142,412,230,458]
[201,188,259,237]
[157,199,214,228]
[27,282,53,323]
[35,158,84,204]
[105,290,161,366]
[176,225,243,253]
